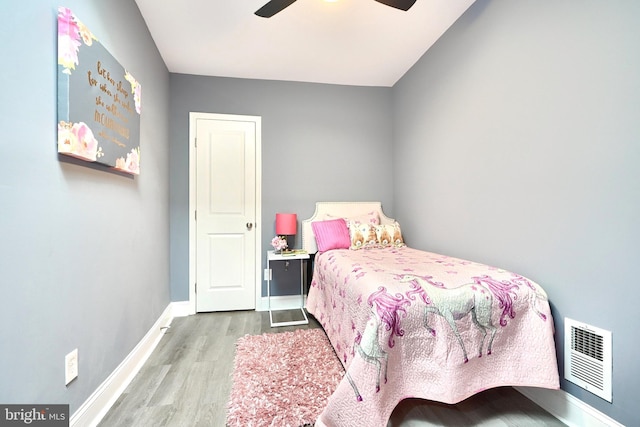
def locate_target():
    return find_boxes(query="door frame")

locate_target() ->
[188,112,262,315]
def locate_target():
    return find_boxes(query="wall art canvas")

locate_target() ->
[57,6,141,175]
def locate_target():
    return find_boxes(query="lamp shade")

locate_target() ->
[276,213,297,235]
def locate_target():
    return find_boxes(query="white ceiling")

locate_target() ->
[134,0,475,87]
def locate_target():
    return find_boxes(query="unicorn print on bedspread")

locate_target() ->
[348,286,411,401]
[511,273,550,321]
[400,273,526,364]
[471,275,518,327]
[401,274,496,363]
[473,273,551,323]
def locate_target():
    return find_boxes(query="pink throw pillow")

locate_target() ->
[311,219,351,252]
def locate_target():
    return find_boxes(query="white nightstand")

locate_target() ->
[266,250,310,327]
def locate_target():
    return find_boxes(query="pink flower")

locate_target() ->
[114,147,141,175]
[271,236,288,251]
[57,121,99,161]
[57,7,79,40]
[78,21,95,46]
[74,122,99,161]
[57,7,81,73]
[133,84,142,114]
[125,148,140,175]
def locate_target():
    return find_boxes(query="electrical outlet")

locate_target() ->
[264,268,272,281]
[65,349,78,386]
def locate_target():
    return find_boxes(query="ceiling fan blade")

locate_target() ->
[255,0,298,18]
[374,0,417,11]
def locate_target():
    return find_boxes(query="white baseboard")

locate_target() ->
[169,300,192,318]
[515,387,624,427]
[70,302,185,427]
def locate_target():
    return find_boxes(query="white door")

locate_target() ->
[194,114,259,312]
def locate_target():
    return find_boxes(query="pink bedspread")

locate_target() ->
[306,246,559,427]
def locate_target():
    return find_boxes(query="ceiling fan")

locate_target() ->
[255,0,417,18]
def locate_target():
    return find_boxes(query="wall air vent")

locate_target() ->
[564,317,612,402]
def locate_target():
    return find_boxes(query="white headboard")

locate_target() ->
[301,201,396,254]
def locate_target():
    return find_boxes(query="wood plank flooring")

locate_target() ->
[99,310,565,427]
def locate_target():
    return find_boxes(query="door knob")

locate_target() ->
[246,222,253,230]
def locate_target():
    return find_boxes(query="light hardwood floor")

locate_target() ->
[99,310,566,427]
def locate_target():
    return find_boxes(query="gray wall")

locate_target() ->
[0,0,171,413]
[3,0,633,424]
[392,1,638,425]
[169,75,394,299]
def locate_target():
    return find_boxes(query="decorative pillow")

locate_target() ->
[375,224,395,247]
[391,222,406,247]
[311,218,351,252]
[349,222,379,250]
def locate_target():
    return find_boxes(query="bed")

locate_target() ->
[302,202,560,427]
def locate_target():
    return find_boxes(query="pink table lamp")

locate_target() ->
[275,213,297,252]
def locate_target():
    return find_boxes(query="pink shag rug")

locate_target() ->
[227,328,344,427]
